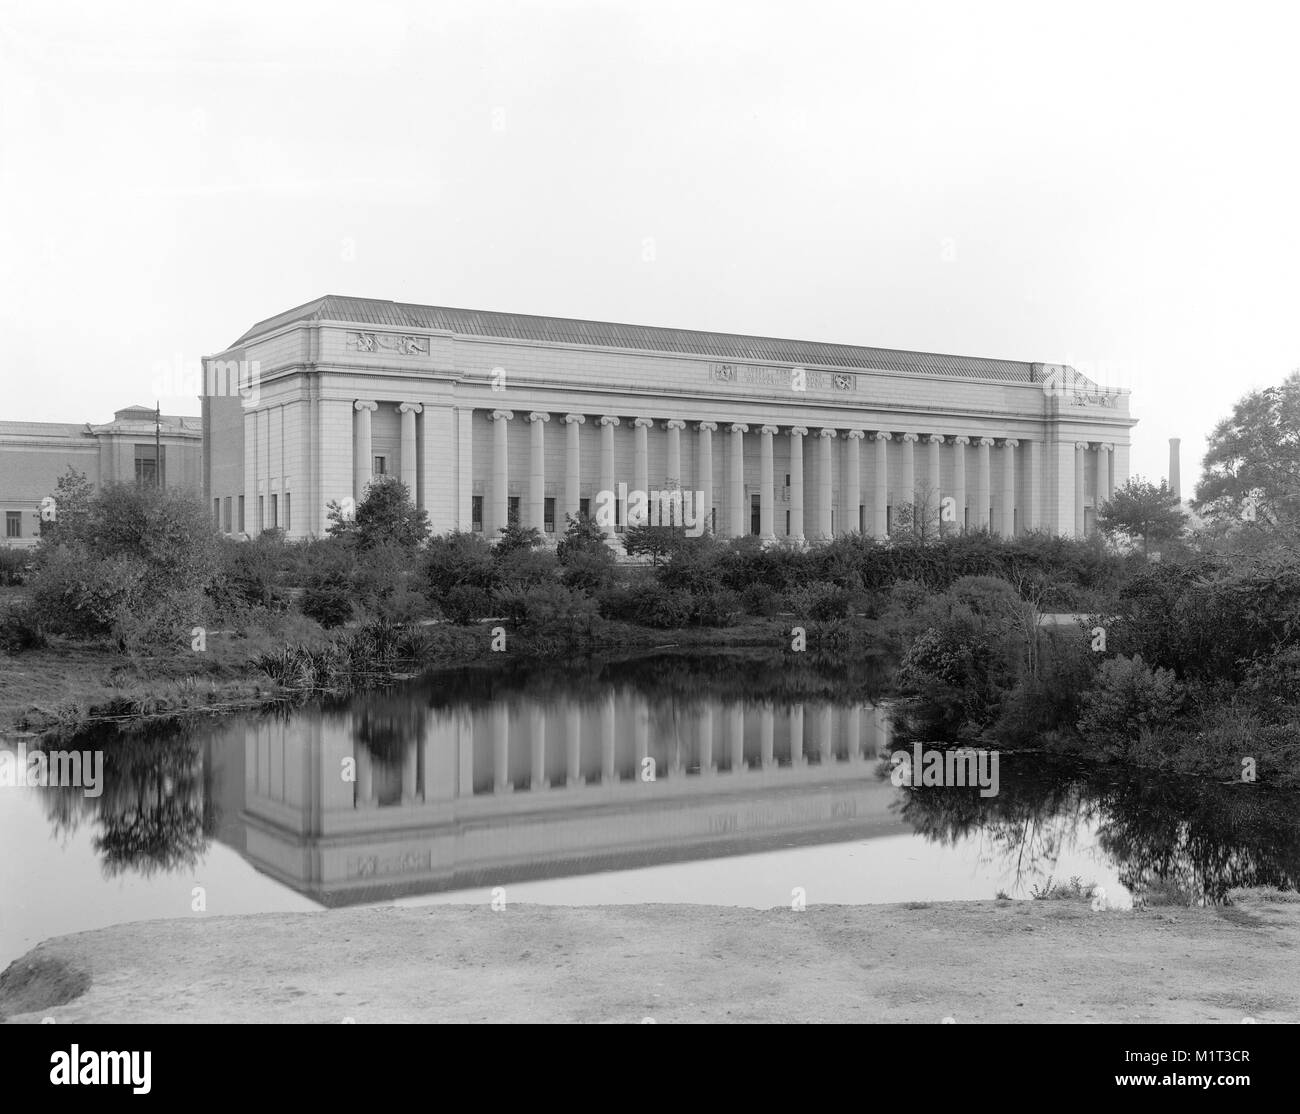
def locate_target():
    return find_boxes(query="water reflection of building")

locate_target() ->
[220,694,905,905]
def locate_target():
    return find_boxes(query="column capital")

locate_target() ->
[729,423,749,434]
[953,435,971,445]
[599,415,621,427]
[873,431,892,442]
[490,409,514,422]
[398,402,423,414]
[900,432,919,443]
[563,413,586,425]
[698,421,718,432]
[633,417,656,429]
[1075,440,1091,451]
[818,428,837,439]
[1097,442,1114,453]
[1003,438,1020,449]
[664,419,687,430]
[926,433,945,444]
[760,424,780,436]
[977,437,996,447]
[354,399,378,412]
[789,426,808,437]
[527,411,551,423]
[846,428,866,440]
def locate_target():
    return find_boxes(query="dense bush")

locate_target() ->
[0,547,29,586]
[1076,655,1186,750]
[442,584,492,625]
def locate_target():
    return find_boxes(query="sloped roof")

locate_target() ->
[228,295,1043,383]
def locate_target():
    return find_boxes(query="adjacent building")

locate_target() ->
[202,296,1135,541]
[0,405,202,546]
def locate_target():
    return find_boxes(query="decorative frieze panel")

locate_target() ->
[347,331,429,356]
[709,363,856,391]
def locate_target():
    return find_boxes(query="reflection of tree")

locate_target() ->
[42,725,214,878]
[352,690,428,763]
[893,757,1300,902]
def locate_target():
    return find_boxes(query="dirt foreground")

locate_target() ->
[3,894,1298,1024]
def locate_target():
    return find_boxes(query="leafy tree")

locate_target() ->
[1193,369,1300,529]
[555,513,615,592]
[1096,477,1185,555]
[495,522,542,554]
[329,475,429,550]
[40,467,94,540]
[623,523,693,565]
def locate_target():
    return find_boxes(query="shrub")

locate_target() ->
[788,582,853,622]
[27,545,147,638]
[0,547,29,586]
[1077,654,1185,749]
[0,607,43,652]
[740,582,779,617]
[690,588,740,627]
[425,532,496,597]
[442,584,492,625]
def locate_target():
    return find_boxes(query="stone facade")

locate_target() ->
[201,297,1135,542]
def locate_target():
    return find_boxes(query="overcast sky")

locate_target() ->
[3,0,1297,488]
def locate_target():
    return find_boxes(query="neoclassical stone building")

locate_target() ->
[201,295,1134,542]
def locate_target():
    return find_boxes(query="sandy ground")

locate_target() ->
[4,893,1298,1024]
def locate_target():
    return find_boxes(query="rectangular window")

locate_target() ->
[859,506,865,533]
[223,497,232,533]
[373,456,387,476]
[579,497,590,518]
[270,494,278,529]
[544,497,555,534]
[750,494,760,536]
[472,495,483,531]
[507,496,520,526]
[785,509,790,535]
[133,444,164,487]
[614,492,623,531]
[5,511,20,539]
[257,495,264,534]
[213,498,220,527]
[238,495,245,533]
[285,493,291,532]
[886,505,892,534]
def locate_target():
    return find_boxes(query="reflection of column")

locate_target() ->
[355,740,375,808]
[977,437,993,532]
[353,400,377,501]
[563,414,584,526]
[493,705,512,794]
[844,705,863,764]
[728,705,745,773]
[1001,439,1018,537]
[697,422,716,534]
[1075,441,1088,537]
[490,410,513,536]
[401,738,419,804]
[1026,440,1040,532]
[788,427,806,541]
[817,429,836,539]
[698,706,715,775]
[952,436,969,533]
[601,692,616,784]
[760,706,775,770]
[457,710,474,797]
[728,424,749,537]
[565,706,583,788]
[789,704,805,766]
[634,702,650,780]
[900,432,918,517]
[399,403,421,495]
[759,425,777,540]
[927,434,943,533]
[527,412,549,533]
[874,703,892,752]
[633,418,653,524]
[873,432,891,537]
[599,416,619,537]
[529,706,548,790]
[817,706,834,765]
[845,430,863,534]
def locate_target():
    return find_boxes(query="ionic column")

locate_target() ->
[952,436,969,534]
[790,703,805,766]
[845,430,864,534]
[1026,440,1040,531]
[527,412,549,533]
[665,420,686,520]
[398,402,421,495]
[977,437,994,532]
[599,416,619,537]
[353,400,377,501]
[817,429,836,539]
[563,414,584,526]
[728,423,749,537]
[633,417,654,525]
[900,433,918,516]
[1098,443,1114,503]
[760,706,775,770]
[1075,441,1089,537]
[1001,439,1019,537]
[926,434,944,533]
[697,422,716,534]
[759,425,778,540]
[788,427,807,541]
[873,432,891,537]
[489,409,513,536]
